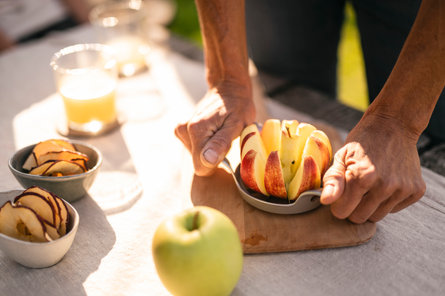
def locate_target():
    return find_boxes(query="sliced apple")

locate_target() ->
[264,151,287,198]
[36,150,88,168]
[0,201,51,242]
[14,193,56,226]
[55,196,69,236]
[288,155,321,200]
[41,160,85,176]
[303,132,332,175]
[240,124,259,147]
[282,120,299,136]
[29,161,54,175]
[22,152,38,171]
[24,186,61,230]
[239,120,332,200]
[43,221,60,240]
[240,150,268,196]
[240,125,267,160]
[260,119,282,155]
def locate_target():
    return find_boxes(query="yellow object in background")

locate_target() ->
[337,3,369,112]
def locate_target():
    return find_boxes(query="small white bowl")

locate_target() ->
[0,190,79,268]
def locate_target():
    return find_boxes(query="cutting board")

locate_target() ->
[190,168,376,254]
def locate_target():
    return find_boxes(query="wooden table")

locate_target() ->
[0,24,444,296]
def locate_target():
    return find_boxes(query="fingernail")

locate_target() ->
[203,149,219,166]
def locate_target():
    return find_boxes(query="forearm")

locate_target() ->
[195,0,251,93]
[365,0,445,138]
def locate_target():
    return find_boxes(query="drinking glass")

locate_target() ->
[50,43,119,136]
[89,0,151,78]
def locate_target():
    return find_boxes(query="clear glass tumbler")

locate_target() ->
[50,43,119,136]
[89,0,151,78]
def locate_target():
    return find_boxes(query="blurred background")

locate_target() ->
[167,0,369,112]
[0,0,368,112]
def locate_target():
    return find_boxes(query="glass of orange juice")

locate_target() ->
[89,0,151,78]
[50,43,119,136]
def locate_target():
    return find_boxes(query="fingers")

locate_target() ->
[175,117,242,176]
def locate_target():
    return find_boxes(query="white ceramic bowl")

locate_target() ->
[8,142,102,202]
[0,190,79,268]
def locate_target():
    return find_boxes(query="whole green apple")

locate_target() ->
[152,206,243,296]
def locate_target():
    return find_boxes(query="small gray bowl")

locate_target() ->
[8,142,102,202]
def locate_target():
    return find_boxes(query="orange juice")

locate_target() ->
[59,70,117,127]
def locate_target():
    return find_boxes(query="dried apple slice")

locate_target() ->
[36,150,88,167]
[22,152,38,171]
[24,186,61,230]
[29,161,55,175]
[0,201,51,242]
[54,196,69,236]
[42,160,85,176]
[14,193,56,227]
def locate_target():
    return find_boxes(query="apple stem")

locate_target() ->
[192,211,200,231]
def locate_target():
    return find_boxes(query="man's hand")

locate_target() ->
[175,83,255,176]
[320,114,426,223]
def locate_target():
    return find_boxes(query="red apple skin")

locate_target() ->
[297,156,321,198]
[240,150,261,193]
[264,151,287,198]
[312,136,331,175]
[240,132,256,152]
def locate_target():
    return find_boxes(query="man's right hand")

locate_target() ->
[175,82,255,176]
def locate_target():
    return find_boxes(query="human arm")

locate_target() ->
[321,0,445,222]
[175,0,255,176]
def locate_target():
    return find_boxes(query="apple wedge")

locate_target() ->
[240,150,268,196]
[287,155,321,200]
[303,132,332,175]
[0,201,51,242]
[264,151,287,198]
[261,119,282,155]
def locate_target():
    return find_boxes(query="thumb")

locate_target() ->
[320,147,347,205]
[198,126,238,175]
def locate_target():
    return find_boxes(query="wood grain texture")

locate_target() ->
[190,168,376,254]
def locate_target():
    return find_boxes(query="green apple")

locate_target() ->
[152,206,243,296]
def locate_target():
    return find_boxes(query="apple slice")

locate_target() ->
[311,130,333,169]
[29,161,55,175]
[260,119,282,155]
[22,152,38,171]
[14,193,56,227]
[36,150,88,168]
[240,124,259,147]
[24,186,61,230]
[240,125,267,160]
[303,132,332,175]
[0,201,51,242]
[54,196,69,236]
[287,155,321,200]
[240,150,268,196]
[264,151,287,198]
[41,160,85,176]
